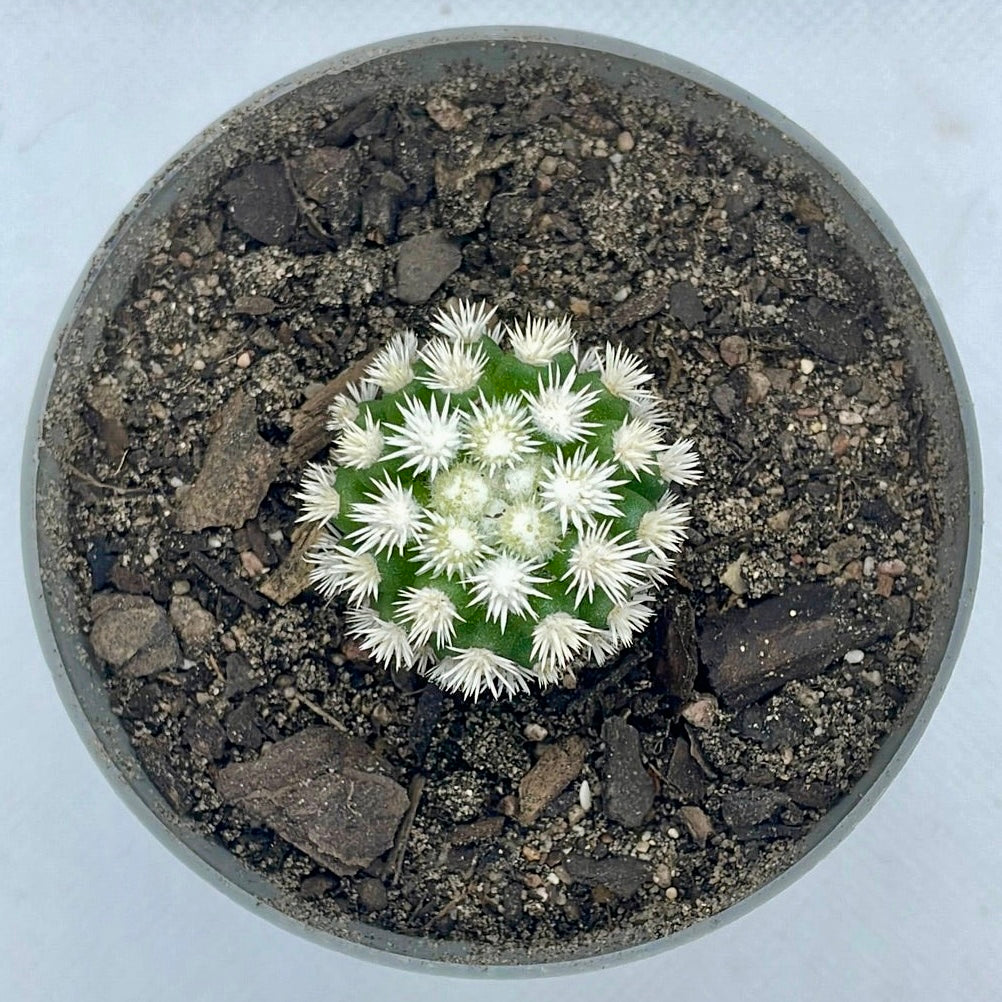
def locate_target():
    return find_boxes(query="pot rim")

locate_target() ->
[22,24,983,977]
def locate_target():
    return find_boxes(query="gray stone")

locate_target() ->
[564,853,650,898]
[723,169,762,221]
[356,877,389,912]
[711,382,739,419]
[182,706,227,761]
[784,778,837,810]
[222,162,297,245]
[395,229,461,304]
[168,594,217,655]
[608,287,668,332]
[665,737,706,803]
[90,594,181,678]
[176,390,281,531]
[699,582,904,709]
[823,534,864,572]
[668,281,708,327]
[224,652,263,698]
[224,699,264,751]
[289,146,360,239]
[217,727,409,873]
[721,788,789,834]
[737,700,810,751]
[786,297,866,366]
[600,717,654,829]
[299,874,336,899]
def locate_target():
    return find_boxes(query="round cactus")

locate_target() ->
[295,300,701,700]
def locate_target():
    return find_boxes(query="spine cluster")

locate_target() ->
[296,301,700,700]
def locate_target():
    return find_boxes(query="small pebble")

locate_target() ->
[236,351,252,368]
[877,558,907,577]
[799,358,816,375]
[767,509,792,532]
[239,550,265,577]
[719,334,749,367]
[616,130,635,153]
[578,779,592,811]
[538,155,559,175]
[838,410,864,426]
[831,431,851,458]
[612,285,631,302]
[523,722,549,742]
[746,370,771,405]
[681,696,718,730]
[843,649,865,665]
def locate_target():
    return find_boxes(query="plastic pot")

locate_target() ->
[23,26,980,975]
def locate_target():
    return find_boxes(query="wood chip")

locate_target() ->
[257,521,323,606]
[284,352,374,468]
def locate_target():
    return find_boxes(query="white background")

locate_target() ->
[3,2,1000,999]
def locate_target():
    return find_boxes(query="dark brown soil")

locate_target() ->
[41,48,950,964]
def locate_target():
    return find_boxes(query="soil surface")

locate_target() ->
[43,50,950,964]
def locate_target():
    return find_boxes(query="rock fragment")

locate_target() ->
[223,162,297,245]
[786,297,865,365]
[665,737,706,803]
[168,594,217,655]
[425,96,468,131]
[176,391,281,531]
[600,717,654,828]
[217,727,409,873]
[608,287,668,332]
[668,281,708,327]
[182,706,227,760]
[395,230,461,304]
[90,594,181,678]
[722,169,762,221]
[564,853,649,898]
[699,583,904,709]
[721,788,789,835]
[678,805,715,847]
[289,146,361,239]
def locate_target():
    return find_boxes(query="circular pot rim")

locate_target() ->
[22,24,982,977]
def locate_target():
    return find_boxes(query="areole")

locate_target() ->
[23,27,980,976]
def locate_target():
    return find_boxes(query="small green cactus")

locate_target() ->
[296,300,700,700]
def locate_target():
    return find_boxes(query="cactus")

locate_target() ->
[295,301,700,700]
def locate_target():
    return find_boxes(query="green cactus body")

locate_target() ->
[295,301,701,700]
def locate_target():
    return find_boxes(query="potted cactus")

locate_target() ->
[25,28,977,971]
[295,301,700,699]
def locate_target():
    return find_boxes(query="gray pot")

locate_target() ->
[23,26,981,975]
